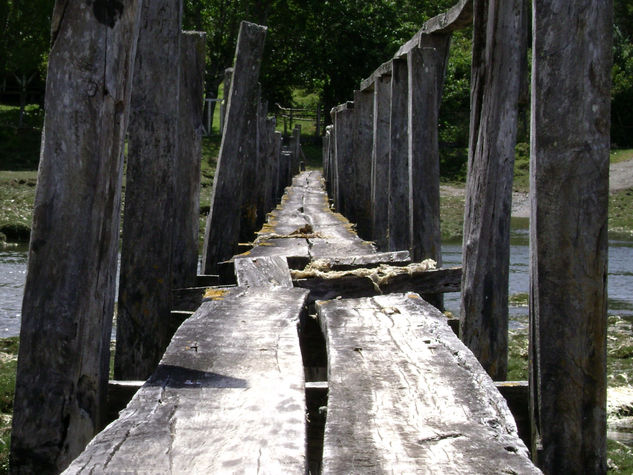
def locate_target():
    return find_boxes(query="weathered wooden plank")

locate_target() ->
[201,22,267,274]
[460,0,525,382]
[352,89,374,241]
[115,0,182,381]
[65,288,310,473]
[303,251,411,271]
[10,2,143,471]
[238,85,261,244]
[360,60,393,92]
[316,293,539,474]
[388,57,410,252]
[234,256,293,288]
[371,71,392,251]
[294,266,461,303]
[529,0,611,472]
[172,31,206,290]
[172,287,209,312]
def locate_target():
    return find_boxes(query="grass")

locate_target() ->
[0,337,19,472]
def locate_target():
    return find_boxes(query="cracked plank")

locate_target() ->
[65,288,309,473]
[316,293,540,474]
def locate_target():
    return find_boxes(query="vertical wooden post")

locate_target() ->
[273,131,283,201]
[10,2,143,471]
[529,0,611,472]
[255,99,270,228]
[265,117,278,213]
[201,22,267,274]
[459,0,525,380]
[408,36,450,271]
[291,125,302,176]
[219,68,233,136]
[352,89,374,241]
[239,85,261,244]
[115,0,182,381]
[172,31,206,290]
[371,70,392,251]
[388,57,409,252]
[332,103,354,216]
[323,126,332,197]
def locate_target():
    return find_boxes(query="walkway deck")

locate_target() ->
[65,171,539,474]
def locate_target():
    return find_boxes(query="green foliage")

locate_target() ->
[0,171,37,242]
[0,104,43,171]
[0,337,19,473]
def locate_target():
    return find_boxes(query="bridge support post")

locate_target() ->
[371,70,392,251]
[115,0,183,381]
[408,36,451,310]
[239,85,262,244]
[459,0,526,381]
[529,0,611,471]
[10,2,143,471]
[331,103,354,216]
[201,21,267,274]
[352,89,374,241]
[388,57,410,252]
[172,31,206,290]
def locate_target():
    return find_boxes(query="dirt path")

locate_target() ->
[441,158,633,219]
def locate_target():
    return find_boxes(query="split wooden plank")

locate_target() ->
[294,266,461,303]
[316,293,539,474]
[65,288,310,474]
[201,21,267,274]
[234,256,293,288]
[529,0,611,471]
[10,2,143,471]
[305,251,411,271]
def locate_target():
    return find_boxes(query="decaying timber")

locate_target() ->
[64,288,310,473]
[10,2,143,471]
[317,293,539,474]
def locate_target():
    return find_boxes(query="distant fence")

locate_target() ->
[275,103,325,138]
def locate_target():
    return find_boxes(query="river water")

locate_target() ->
[3,228,633,336]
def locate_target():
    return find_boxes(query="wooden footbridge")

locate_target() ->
[11,0,611,473]
[66,170,537,473]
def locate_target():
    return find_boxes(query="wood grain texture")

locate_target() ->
[317,293,540,474]
[352,89,374,241]
[65,288,309,474]
[234,256,293,288]
[460,0,526,381]
[294,266,461,304]
[10,2,143,471]
[201,21,267,274]
[172,31,206,290]
[388,57,410,252]
[529,0,611,471]
[332,103,354,218]
[115,0,182,381]
[371,72,392,251]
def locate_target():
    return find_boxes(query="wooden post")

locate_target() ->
[371,70,392,251]
[220,67,233,136]
[352,89,374,241]
[323,126,332,197]
[529,0,611,472]
[272,131,283,201]
[256,99,269,228]
[10,2,143,471]
[201,22,267,274]
[265,117,278,213]
[332,103,354,217]
[459,0,525,380]
[172,31,206,290]
[407,37,450,269]
[388,57,409,252]
[115,0,182,381]
[291,125,302,176]
[239,86,260,244]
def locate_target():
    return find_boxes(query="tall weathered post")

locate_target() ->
[406,36,450,267]
[219,67,234,135]
[388,57,410,252]
[332,103,354,216]
[352,89,374,240]
[369,65,392,251]
[460,0,525,380]
[239,86,261,243]
[10,2,143,471]
[115,0,183,381]
[529,0,611,472]
[201,22,267,274]
[172,31,206,290]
